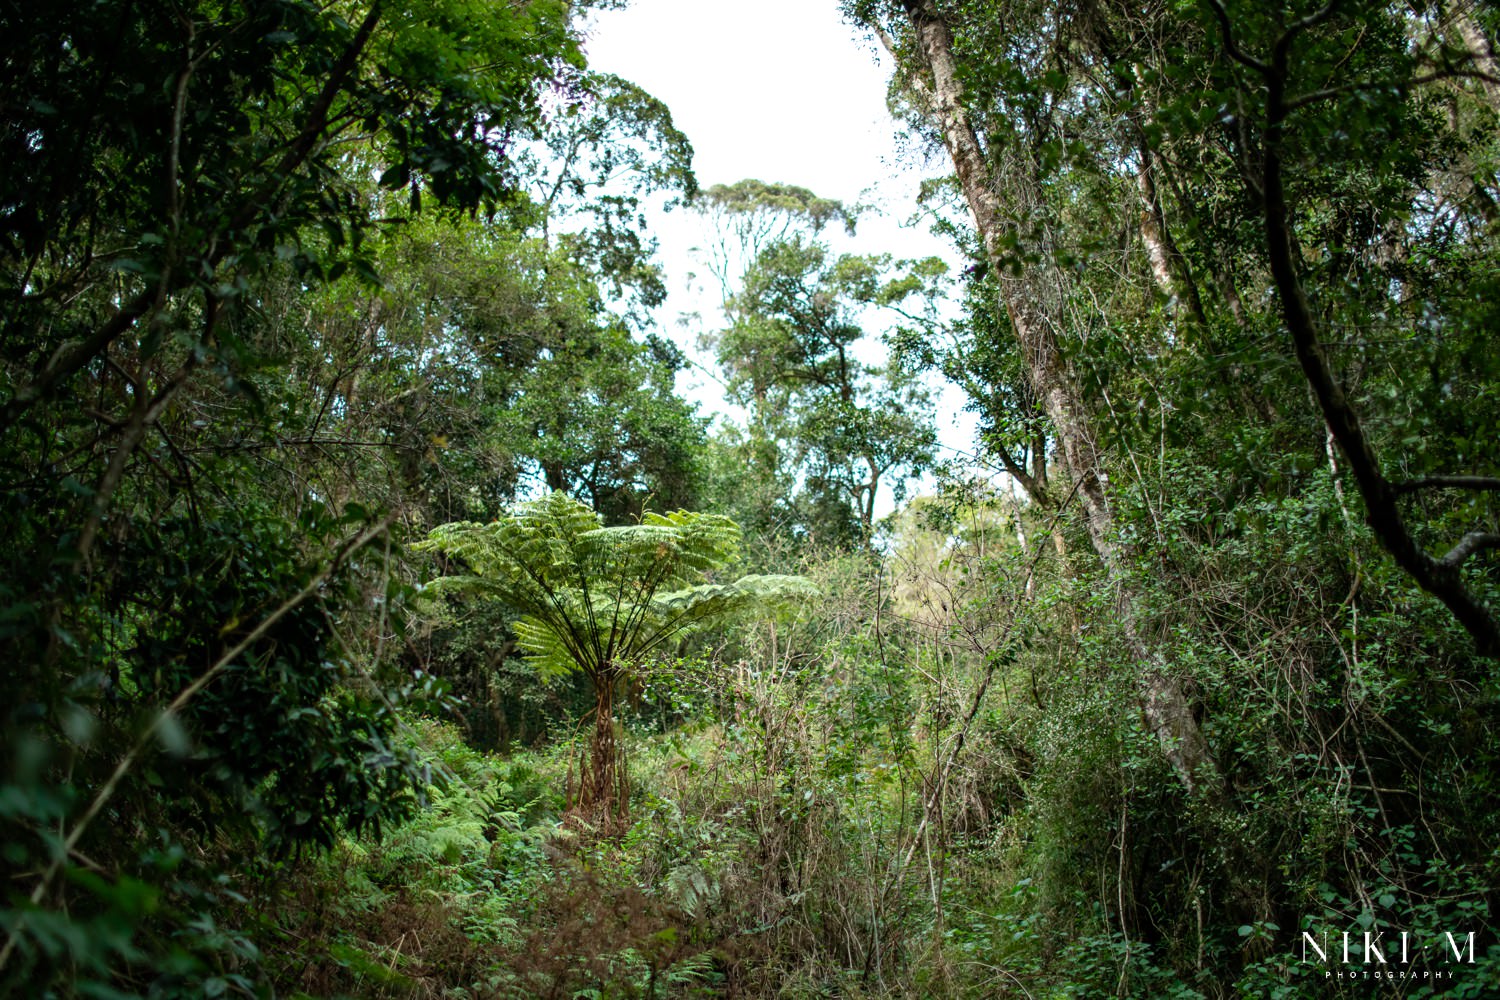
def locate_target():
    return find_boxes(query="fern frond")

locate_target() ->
[419,492,811,679]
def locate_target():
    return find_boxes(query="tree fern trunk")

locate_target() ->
[580,662,626,829]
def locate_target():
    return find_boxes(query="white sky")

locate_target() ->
[580,0,980,485]
[585,0,904,202]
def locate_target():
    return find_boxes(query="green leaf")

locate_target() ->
[155,711,191,757]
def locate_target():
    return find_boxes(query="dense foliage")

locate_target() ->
[2,0,1498,997]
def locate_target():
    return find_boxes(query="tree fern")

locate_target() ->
[417,492,814,824]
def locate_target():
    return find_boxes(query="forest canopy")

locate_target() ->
[1,0,1499,997]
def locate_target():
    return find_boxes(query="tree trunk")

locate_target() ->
[578,663,628,829]
[1258,37,1500,658]
[894,0,1221,795]
[542,460,567,493]
[1453,8,1500,112]
[1136,141,1207,325]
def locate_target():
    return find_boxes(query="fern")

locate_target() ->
[417,492,813,820]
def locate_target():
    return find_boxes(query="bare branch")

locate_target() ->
[1440,532,1500,570]
[1204,0,1270,75]
[993,446,1051,507]
[1284,68,1500,112]
[1392,475,1500,494]
[76,353,200,567]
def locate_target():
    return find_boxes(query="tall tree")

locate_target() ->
[693,179,855,306]
[714,235,940,543]
[0,1,607,990]
[850,1,1500,986]
[1201,0,1500,655]
[852,0,1219,793]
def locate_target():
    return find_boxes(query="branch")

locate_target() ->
[231,2,384,234]
[1284,68,1500,112]
[1392,475,1500,494]
[1441,532,1500,570]
[885,478,1081,891]
[186,436,403,453]
[1204,0,1270,75]
[0,4,384,433]
[1,287,162,430]
[1254,19,1500,657]
[993,446,1050,507]
[873,18,937,111]
[1284,0,1343,42]
[76,351,201,567]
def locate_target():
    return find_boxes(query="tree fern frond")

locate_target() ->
[418,492,811,679]
[512,617,586,680]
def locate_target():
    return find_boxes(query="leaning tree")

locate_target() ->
[418,491,813,826]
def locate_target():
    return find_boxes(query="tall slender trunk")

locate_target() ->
[893,0,1220,795]
[1453,8,1500,112]
[1136,141,1207,325]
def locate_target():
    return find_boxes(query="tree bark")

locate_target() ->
[893,0,1221,795]
[578,663,627,829]
[1453,7,1500,112]
[1136,142,1207,325]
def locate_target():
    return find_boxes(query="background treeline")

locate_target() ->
[2,0,1499,997]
